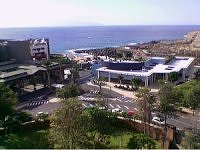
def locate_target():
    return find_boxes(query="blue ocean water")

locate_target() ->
[0,25,200,53]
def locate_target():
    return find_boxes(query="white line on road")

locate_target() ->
[116,105,121,108]
[124,106,129,110]
[82,103,87,107]
[89,104,93,107]
[117,99,122,102]
[134,108,138,111]
[109,104,114,108]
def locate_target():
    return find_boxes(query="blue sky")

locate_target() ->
[0,0,199,27]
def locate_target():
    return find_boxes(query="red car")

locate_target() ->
[128,110,136,116]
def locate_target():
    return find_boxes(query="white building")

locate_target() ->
[95,56,195,86]
[30,39,50,61]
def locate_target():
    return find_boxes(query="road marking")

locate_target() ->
[89,104,93,107]
[116,105,121,108]
[128,100,133,103]
[134,108,138,111]
[124,106,129,110]
[117,99,122,102]
[109,104,114,108]
[82,103,87,107]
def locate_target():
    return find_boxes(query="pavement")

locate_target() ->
[17,71,200,130]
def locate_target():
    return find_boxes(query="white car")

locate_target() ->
[112,108,123,113]
[152,116,165,125]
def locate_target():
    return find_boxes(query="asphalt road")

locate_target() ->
[167,114,200,130]
[22,92,200,130]
[19,70,200,130]
[80,96,139,112]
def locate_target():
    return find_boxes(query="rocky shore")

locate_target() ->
[75,30,200,65]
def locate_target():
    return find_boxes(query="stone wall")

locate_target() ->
[118,117,175,149]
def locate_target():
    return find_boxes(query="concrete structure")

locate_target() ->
[0,38,50,63]
[0,39,63,96]
[30,39,50,61]
[94,56,195,86]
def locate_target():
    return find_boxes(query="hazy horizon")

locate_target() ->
[0,0,200,28]
[1,25,200,29]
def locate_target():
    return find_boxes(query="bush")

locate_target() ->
[127,133,157,149]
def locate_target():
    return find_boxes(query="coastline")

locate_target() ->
[67,30,200,65]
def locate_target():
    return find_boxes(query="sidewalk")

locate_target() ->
[87,81,137,99]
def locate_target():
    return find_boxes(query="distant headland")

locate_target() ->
[75,30,200,65]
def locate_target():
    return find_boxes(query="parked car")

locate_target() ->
[152,116,165,125]
[112,108,123,114]
[128,110,136,116]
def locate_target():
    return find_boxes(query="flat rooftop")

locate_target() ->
[97,56,195,77]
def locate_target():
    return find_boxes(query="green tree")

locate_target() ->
[181,131,200,149]
[53,57,68,84]
[135,87,156,134]
[96,77,106,94]
[85,107,120,134]
[56,83,80,100]
[49,98,88,149]
[0,83,17,135]
[42,60,51,87]
[29,76,37,90]
[158,82,179,129]
[185,86,200,116]
[194,69,200,80]
[127,133,156,149]
[131,78,143,90]
[117,74,124,85]
[70,61,80,84]
[168,72,179,82]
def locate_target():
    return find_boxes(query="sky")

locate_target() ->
[0,0,200,27]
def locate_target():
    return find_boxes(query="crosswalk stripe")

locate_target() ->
[124,106,129,110]
[82,103,87,107]
[116,105,121,108]
[109,104,114,108]
[117,99,122,102]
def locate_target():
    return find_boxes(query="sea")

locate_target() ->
[0,25,200,53]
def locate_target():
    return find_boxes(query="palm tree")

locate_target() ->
[57,58,68,84]
[135,87,156,134]
[194,69,200,80]
[118,74,124,86]
[42,60,51,87]
[70,61,80,84]
[96,77,105,94]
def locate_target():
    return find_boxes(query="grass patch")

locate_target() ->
[0,127,51,149]
[109,131,132,148]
